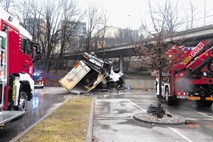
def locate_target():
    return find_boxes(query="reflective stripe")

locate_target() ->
[188,96,200,100]
[177,96,188,99]
[206,97,213,101]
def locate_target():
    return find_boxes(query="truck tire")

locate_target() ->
[204,101,213,107]
[196,100,212,108]
[165,88,173,105]
[15,89,28,111]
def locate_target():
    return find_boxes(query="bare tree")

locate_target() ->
[56,0,84,71]
[93,8,109,59]
[163,0,183,35]
[135,0,183,118]
[100,10,108,49]
[204,0,207,25]
[13,0,90,75]
[41,0,63,73]
[16,0,43,43]
[189,0,197,28]
[14,0,32,27]
[0,0,14,11]
[16,0,63,73]
[85,4,102,52]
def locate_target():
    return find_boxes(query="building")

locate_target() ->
[54,20,87,53]
[75,22,86,36]
[96,26,143,47]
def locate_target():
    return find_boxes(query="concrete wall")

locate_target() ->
[125,79,155,90]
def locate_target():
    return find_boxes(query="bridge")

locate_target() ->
[64,25,213,59]
[63,24,213,72]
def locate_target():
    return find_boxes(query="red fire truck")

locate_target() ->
[156,41,213,107]
[0,8,41,126]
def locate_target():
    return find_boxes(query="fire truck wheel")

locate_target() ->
[204,101,213,107]
[16,91,28,111]
[165,88,172,105]
[196,100,212,108]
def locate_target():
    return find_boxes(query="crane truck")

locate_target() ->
[0,8,41,126]
[156,41,213,107]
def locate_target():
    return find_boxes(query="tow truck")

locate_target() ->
[0,7,41,126]
[59,52,125,93]
[156,41,213,107]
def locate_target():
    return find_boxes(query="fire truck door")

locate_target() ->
[0,31,7,109]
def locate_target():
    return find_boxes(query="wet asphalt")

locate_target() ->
[0,87,213,142]
[92,90,213,142]
[0,87,70,142]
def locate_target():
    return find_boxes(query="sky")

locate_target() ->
[77,0,213,30]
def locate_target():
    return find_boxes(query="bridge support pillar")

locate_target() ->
[119,55,124,73]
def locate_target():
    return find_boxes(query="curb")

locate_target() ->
[133,113,187,125]
[86,97,95,142]
[9,99,70,142]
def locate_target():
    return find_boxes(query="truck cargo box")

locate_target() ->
[59,61,91,91]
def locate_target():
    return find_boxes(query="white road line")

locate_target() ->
[192,111,213,119]
[129,100,147,112]
[169,127,193,142]
[181,106,213,119]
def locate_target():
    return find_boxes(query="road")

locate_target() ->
[0,87,212,142]
[92,90,213,142]
[0,87,70,142]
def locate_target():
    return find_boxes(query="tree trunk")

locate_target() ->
[157,65,163,118]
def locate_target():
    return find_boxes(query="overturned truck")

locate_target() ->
[59,52,125,93]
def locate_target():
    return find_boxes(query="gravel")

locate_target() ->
[133,112,187,125]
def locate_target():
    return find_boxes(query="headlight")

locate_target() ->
[33,73,40,76]
[203,72,207,77]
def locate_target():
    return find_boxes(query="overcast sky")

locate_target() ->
[77,0,213,30]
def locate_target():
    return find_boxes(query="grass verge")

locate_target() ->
[17,97,93,142]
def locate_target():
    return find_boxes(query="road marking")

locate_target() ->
[191,111,213,119]
[186,117,213,121]
[169,127,193,142]
[129,100,147,112]
[181,106,213,119]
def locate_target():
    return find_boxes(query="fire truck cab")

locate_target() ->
[0,7,41,126]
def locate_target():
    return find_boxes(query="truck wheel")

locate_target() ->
[165,88,173,105]
[15,90,28,111]
[204,101,213,107]
[196,100,202,108]
[196,100,212,108]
